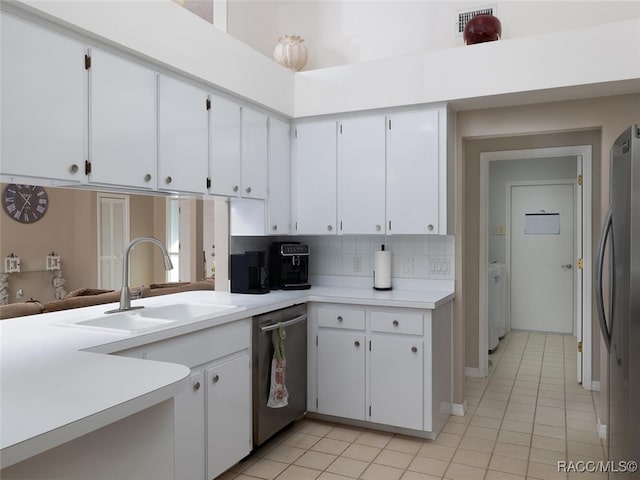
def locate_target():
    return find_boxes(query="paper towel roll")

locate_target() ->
[374,250,392,290]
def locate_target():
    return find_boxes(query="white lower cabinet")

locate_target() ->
[205,354,252,480]
[115,319,251,480]
[308,303,452,438]
[317,329,366,421]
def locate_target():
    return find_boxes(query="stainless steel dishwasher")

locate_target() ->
[252,304,307,447]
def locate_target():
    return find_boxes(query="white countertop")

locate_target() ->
[0,286,454,468]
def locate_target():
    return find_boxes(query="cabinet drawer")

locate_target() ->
[317,307,365,330]
[370,311,423,335]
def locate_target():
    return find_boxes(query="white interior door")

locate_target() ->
[509,183,575,333]
[98,193,130,289]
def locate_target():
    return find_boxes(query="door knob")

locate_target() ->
[165,176,172,184]
[246,187,252,194]
[144,174,152,182]
[193,382,201,391]
[233,185,239,192]
[411,346,418,353]
[354,341,360,347]
[212,374,219,383]
[70,164,79,174]
[561,264,573,270]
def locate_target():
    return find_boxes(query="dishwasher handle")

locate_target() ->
[260,313,307,332]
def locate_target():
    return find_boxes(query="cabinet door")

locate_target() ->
[370,335,423,430]
[175,371,205,480]
[317,329,366,420]
[339,116,386,234]
[209,94,241,197]
[1,14,86,183]
[89,48,157,189]
[206,354,251,480]
[386,109,440,234]
[267,117,291,235]
[242,108,268,199]
[293,121,337,235]
[158,75,208,194]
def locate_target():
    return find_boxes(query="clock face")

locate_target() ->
[2,184,49,224]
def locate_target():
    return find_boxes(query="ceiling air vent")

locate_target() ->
[457,6,496,35]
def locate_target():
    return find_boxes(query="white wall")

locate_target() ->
[488,156,576,263]
[227,1,640,70]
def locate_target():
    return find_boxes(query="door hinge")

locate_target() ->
[84,54,91,70]
[578,258,584,270]
[294,128,298,139]
[388,220,391,231]
[340,220,343,231]
[339,124,343,134]
[206,98,211,110]
[316,398,319,408]
[295,221,298,231]
[316,335,318,346]
[84,160,92,175]
[206,177,211,189]
[578,175,583,186]
[388,119,391,130]
[369,405,371,416]
[578,341,583,353]
[369,340,371,351]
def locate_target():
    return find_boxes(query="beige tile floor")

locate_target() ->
[217,331,605,480]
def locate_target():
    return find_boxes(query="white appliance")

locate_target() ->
[488,263,501,352]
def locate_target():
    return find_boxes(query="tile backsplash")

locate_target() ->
[231,235,455,281]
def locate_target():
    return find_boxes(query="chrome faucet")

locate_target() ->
[106,237,173,313]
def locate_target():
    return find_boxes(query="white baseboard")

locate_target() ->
[597,419,607,439]
[451,401,467,417]
[464,367,482,377]
[591,381,601,392]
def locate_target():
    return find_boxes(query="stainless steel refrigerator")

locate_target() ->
[596,124,640,478]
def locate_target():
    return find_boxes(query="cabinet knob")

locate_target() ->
[376,224,381,231]
[165,176,172,184]
[272,225,278,231]
[246,187,252,194]
[393,320,399,327]
[354,341,360,347]
[233,185,239,192]
[327,225,333,231]
[411,346,418,353]
[212,374,219,383]
[144,174,152,183]
[193,382,201,391]
[337,316,343,322]
[70,164,79,174]
[427,224,434,231]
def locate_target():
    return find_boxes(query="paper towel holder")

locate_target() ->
[373,244,393,291]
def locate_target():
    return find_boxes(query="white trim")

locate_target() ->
[479,145,593,388]
[590,381,601,392]
[464,367,482,377]
[451,401,468,417]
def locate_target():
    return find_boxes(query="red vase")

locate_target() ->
[463,14,502,45]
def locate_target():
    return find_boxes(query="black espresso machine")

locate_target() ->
[269,242,311,290]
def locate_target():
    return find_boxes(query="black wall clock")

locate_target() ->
[2,184,49,224]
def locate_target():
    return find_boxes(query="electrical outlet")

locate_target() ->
[402,256,414,275]
[353,256,362,273]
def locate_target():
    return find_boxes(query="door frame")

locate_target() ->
[505,179,576,335]
[479,146,593,389]
[96,192,130,289]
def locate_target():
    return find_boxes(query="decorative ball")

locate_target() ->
[463,14,502,45]
[273,35,308,72]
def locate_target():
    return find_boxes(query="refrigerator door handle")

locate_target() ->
[596,207,613,351]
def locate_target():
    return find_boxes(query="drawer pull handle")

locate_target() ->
[212,374,219,383]
[165,176,172,184]
[337,316,343,322]
[427,224,434,231]
[144,174,152,182]
[193,382,201,391]
[411,346,418,353]
[393,320,399,327]
[70,163,79,174]
[272,225,278,231]
[354,341,360,347]
[233,185,239,192]
[246,186,252,193]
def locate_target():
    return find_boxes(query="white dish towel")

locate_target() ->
[267,323,289,408]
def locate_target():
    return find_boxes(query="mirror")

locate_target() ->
[0,184,218,305]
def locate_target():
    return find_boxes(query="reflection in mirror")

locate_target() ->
[0,184,220,305]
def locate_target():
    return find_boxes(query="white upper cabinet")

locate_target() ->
[1,14,86,184]
[158,75,209,194]
[293,120,338,235]
[208,94,241,197]
[241,107,268,199]
[267,117,291,235]
[338,116,386,234]
[386,109,440,234]
[88,48,157,189]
